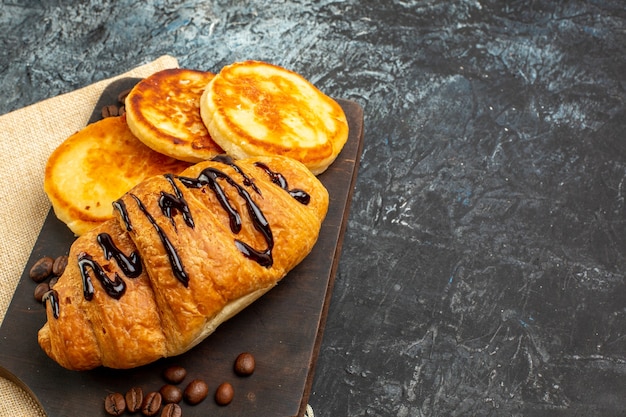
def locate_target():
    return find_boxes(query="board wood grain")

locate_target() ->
[0,77,364,417]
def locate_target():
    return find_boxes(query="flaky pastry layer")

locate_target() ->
[38,155,328,370]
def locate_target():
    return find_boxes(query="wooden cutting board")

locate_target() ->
[0,77,364,417]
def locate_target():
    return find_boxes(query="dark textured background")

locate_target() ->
[2,1,626,416]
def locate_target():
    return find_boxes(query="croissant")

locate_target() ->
[37,155,329,371]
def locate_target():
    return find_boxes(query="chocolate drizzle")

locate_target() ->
[178,164,274,267]
[254,161,311,205]
[78,252,126,300]
[213,154,262,195]
[160,174,194,228]
[42,290,60,319]
[131,194,190,287]
[97,233,142,278]
[113,199,132,232]
[74,233,141,303]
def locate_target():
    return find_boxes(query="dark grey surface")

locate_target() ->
[2,1,626,416]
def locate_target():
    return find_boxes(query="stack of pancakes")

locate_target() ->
[45,61,349,236]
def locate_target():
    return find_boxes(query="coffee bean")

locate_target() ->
[48,276,58,289]
[183,379,208,405]
[125,386,144,413]
[30,257,53,283]
[163,365,187,384]
[234,352,255,376]
[34,282,50,302]
[160,384,182,404]
[104,392,126,416]
[160,403,182,417]
[101,105,119,118]
[142,391,162,416]
[52,255,68,276]
[215,382,234,406]
[117,88,132,104]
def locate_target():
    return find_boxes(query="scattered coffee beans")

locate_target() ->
[102,358,253,414]
[160,384,183,404]
[29,257,53,283]
[142,391,163,416]
[215,382,234,406]
[34,282,50,302]
[125,386,144,413]
[234,352,256,376]
[163,365,187,384]
[52,255,68,276]
[104,392,126,416]
[160,403,182,417]
[183,379,208,405]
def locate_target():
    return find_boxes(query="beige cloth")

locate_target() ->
[0,55,179,416]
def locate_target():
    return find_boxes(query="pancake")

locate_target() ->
[125,68,223,162]
[44,116,192,236]
[199,60,349,175]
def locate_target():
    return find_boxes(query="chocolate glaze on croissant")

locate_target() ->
[38,155,328,371]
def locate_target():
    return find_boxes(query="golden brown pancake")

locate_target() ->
[125,68,223,162]
[199,61,349,175]
[44,116,192,235]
